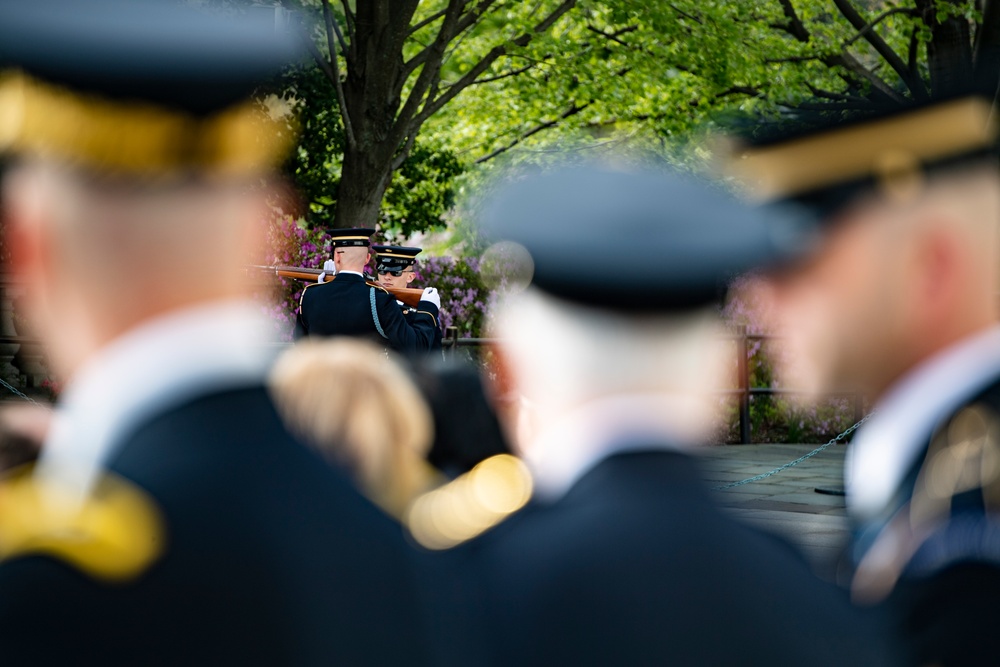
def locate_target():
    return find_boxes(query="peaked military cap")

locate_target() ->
[0,0,304,175]
[725,95,1000,217]
[373,245,421,272]
[478,163,818,312]
[330,227,376,248]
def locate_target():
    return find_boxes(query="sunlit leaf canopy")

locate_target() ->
[278,0,991,236]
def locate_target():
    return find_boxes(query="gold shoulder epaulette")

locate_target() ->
[414,309,438,328]
[299,280,325,308]
[405,454,532,550]
[0,467,165,582]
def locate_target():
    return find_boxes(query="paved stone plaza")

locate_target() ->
[696,443,852,577]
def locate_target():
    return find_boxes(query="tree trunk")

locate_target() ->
[327,0,419,229]
[333,146,394,229]
[975,0,1000,100]
[919,0,975,97]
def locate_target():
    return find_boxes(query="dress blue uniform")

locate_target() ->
[373,244,444,352]
[297,272,441,352]
[0,3,430,665]
[727,94,1000,667]
[411,165,895,667]
[296,232,441,352]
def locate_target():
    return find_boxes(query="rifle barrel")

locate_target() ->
[252,265,426,309]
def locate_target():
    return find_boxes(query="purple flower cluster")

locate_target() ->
[413,255,488,337]
[252,214,333,341]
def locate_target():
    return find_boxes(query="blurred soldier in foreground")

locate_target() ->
[0,2,428,665]
[296,228,442,353]
[374,244,444,351]
[408,356,511,477]
[270,338,442,518]
[728,96,1000,666]
[411,165,895,666]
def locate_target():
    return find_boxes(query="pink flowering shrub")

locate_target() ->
[413,255,488,338]
[253,214,333,340]
[253,222,861,443]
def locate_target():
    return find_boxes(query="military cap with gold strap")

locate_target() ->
[0,1,303,175]
[373,244,422,273]
[724,95,1000,216]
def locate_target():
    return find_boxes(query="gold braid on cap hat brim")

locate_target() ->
[376,252,418,260]
[0,70,297,175]
[727,98,999,202]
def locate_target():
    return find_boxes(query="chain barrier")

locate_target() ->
[712,411,877,491]
[0,376,42,406]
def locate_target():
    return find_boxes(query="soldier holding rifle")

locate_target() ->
[296,228,442,353]
[374,244,444,351]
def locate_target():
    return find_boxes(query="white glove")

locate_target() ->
[420,287,441,309]
[317,259,336,283]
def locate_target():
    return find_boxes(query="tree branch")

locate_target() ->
[474,101,591,164]
[321,0,356,148]
[585,24,638,48]
[414,0,578,126]
[716,85,763,98]
[322,0,349,55]
[392,0,471,149]
[775,0,810,42]
[402,0,487,80]
[908,25,920,76]
[804,81,874,105]
[339,0,354,41]
[827,51,907,104]
[277,0,338,84]
[844,7,917,46]
[783,99,880,111]
[464,61,537,85]
[408,7,449,36]
[668,4,703,25]
[832,0,927,99]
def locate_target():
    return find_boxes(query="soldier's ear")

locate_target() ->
[405,272,416,286]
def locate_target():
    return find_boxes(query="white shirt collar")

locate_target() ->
[525,394,704,502]
[37,299,278,501]
[847,325,1000,521]
[338,270,364,278]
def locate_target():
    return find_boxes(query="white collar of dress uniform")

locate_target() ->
[338,270,364,278]
[846,324,1000,522]
[36,299,277,505]
[523,393,709,502]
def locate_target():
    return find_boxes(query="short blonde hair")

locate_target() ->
[269,338,435,517]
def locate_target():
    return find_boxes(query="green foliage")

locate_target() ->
[278,1,989,239]
[381,144,465,239]
[279,65,464,236]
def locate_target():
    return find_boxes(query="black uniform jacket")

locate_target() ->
[851,375,1000,667]
[0,386,430,666]
[404,305,443,351]
[296,272,440,353]
[423,449,896,667]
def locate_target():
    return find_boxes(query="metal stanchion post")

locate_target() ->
[736,325,751,444]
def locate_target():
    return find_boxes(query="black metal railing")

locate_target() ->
[442,324,864,445]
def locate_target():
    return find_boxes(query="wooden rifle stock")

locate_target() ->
[252,265,426,309]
